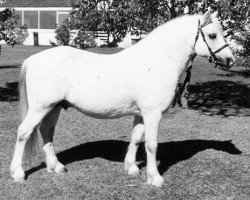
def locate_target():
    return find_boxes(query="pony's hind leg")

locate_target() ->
[40,106,66,174]
[124,115,144,175]
[10,108,51,183]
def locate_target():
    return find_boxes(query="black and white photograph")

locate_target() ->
[0,0,249,199]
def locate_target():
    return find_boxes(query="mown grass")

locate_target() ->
[0,45,249,200]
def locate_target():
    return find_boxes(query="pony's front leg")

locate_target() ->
[143,110,164,187]
[125,115,144,175]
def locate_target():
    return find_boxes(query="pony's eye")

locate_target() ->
[208,33,217,39]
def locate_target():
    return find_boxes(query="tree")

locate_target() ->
[67,0,135,46]
[0,7,28,46]
[127,0,171,36]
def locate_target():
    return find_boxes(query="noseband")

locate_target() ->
[194,18,229,69]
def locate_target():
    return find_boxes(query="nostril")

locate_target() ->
[226,57,234,66]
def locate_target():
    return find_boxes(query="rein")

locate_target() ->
[194,18,229,69]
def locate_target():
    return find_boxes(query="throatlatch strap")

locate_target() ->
[194,20,201,46]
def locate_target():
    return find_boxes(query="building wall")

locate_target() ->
[24,29,56,45]
[13,7,70,45]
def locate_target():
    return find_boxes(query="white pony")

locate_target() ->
[10,11,234,187]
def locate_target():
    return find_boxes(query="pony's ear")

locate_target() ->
[211,11,218,18]
[201,10,211,23]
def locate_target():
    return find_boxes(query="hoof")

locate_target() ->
[147,175,164,187]
[46,162,67,174]
[54,163,67,174]
[11,167,25,183]
[127,164,140,176]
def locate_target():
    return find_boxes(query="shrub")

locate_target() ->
[0,8,29,46]
[4,25,29,46]
[72,30,96,49]
[55,19,96,49]
[13,25,29,45]
[55,19,72,46]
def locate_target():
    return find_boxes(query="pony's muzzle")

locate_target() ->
[225,56,235,67]
[216,55,235,69]
[221,56,235,68]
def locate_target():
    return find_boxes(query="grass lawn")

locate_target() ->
[0,45,249,200]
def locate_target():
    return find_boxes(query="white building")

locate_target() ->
[0,0,71,45]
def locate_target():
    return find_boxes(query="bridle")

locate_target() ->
[194,18,229,69]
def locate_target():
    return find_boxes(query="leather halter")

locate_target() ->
[194,18,229,69]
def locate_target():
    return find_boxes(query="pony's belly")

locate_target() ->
[72,104,141,119]
[68,97,140,119]
[65,76,140,118]
[76,108,140,119]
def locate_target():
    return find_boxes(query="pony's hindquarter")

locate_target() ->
[10,57,69,182]
[10,61,53,182]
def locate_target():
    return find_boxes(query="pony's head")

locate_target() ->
[194,10,235,68]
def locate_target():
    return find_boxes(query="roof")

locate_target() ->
[0,0,71,8]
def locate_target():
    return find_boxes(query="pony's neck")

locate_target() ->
[130,15,200,72]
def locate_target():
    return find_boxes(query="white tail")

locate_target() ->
[19,63,39,159]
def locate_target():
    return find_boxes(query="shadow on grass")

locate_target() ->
[188,80,250,116]
[217,68,250,78]
[26,139,241,178]
[0,64,20,69]
[0,82,18,102]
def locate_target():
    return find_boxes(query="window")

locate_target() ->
[15,11,22,27]
[24,11,38,29]
[40,11,56,29]
[18,10,69,29]
[58,12,69,27]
